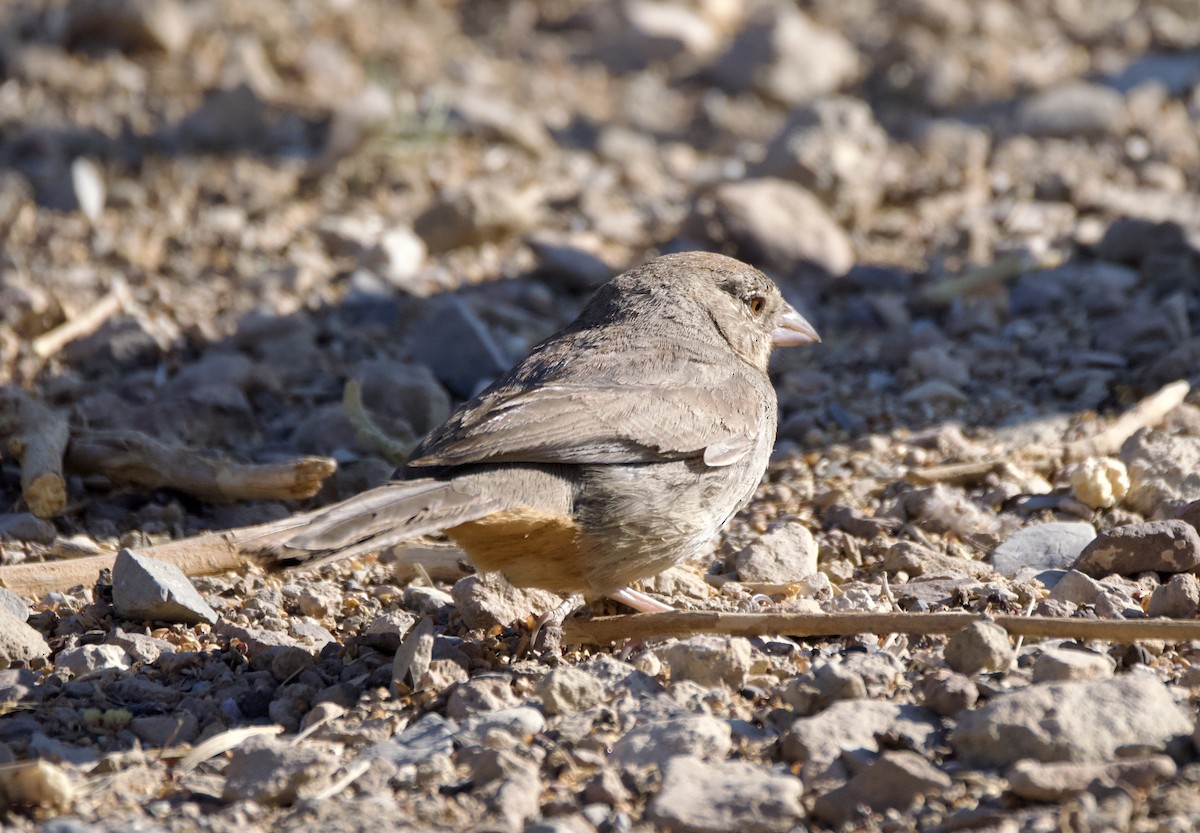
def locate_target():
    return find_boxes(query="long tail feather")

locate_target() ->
[240,478,498,569]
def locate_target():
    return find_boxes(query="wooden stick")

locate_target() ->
[31,279,129,359]
[919,253,1026,305]
[0,534,247,598]
[1063,379,1190,462]
[1,390,70,517]
[908,380,1191,484]
[562,610,1200,646]
[65,430,336,502]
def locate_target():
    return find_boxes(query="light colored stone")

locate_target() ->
[111,548,219,625]
[1007,756,1176,801]
[1031,647,1115,683]
[733,522,817,583]
[713,5,859,105]
[1069,458,1130,510]
[649,757,802,833]
[662,635,753,689]
[813,750,951,825]
[450,572,562,630]
[1017,82,1128,138]
[55,644,130,678]
[1147,573,1200,618]
[610,716,731,769]
[701,178,854,275]
[222,737,340,805]
[991,522,1096,576]
[0,607,50,668]
[950,674,1192,767]
[1121,430,1200,515]
[944,621,1014,675]
[753,96,888,225]
[538,667,606,715]
[781,701,941,781]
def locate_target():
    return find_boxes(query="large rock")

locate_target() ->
[0,607,51,668]
[812,751,951,825]
[991,522,1096,576]
[647,757,803,833]
[222,737,341,805]
[405,296,510,398]
[712,6,859,105]
[697,178,854,275]
[781,700,941,782]
[449,573,562,630]
[1121,430,1200,515]
[752,97,889,225]
[733,522,818,583]
[944,621,1014,675]
[661,635,753,689]
[950,674,1192,767]
[112,549,219,625]
[1072,520,1200,577]
[610,716,731,769]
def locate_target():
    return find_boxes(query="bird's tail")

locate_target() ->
[238,477,500,571]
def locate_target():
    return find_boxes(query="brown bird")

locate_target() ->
[261,252,820,613]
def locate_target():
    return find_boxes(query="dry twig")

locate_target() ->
[65,429,336,502]
[30,278,130,359]
[908,379,1191,485]
[919,252,1027,305]
[563,610,1200,646]
[1062,379,1190,462]
[342,379,414,465]
[0,389,70,517]
[0,534,246,598]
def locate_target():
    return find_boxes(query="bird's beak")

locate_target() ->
[772,305,821,346]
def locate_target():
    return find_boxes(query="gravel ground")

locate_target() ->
[3,0,1200,831]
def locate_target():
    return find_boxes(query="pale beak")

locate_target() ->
[772,305,821,346]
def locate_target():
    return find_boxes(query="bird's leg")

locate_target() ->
[607,585,674,613]
[530,593,584,653]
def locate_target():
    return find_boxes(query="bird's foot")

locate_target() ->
[607,586,674,614]
[529,594,584,654]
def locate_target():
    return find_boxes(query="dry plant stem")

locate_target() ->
[30,279,128,359]
[1,390,70,517]
[342,379,415,465]
[919,252,1026,305]
[909,379,1191,484]
[0,534,246,598]
[563,610,1200,646]
[65,429,336,502]
[1062,379,1190,462]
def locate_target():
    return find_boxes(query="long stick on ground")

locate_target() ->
[66,430,336,502]
[563,610,1200,645]
[0,535,244,598]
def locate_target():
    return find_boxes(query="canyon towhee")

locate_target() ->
[261,252,819,613]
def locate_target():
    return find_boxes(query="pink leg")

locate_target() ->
[607,586,674,613]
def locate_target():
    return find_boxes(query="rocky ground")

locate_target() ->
[3,0,1200,830]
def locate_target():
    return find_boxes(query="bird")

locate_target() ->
[252,251,820,614]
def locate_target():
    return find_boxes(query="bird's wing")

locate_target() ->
[408,337,768,469]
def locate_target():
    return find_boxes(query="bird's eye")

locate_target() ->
[747,296,766,315]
